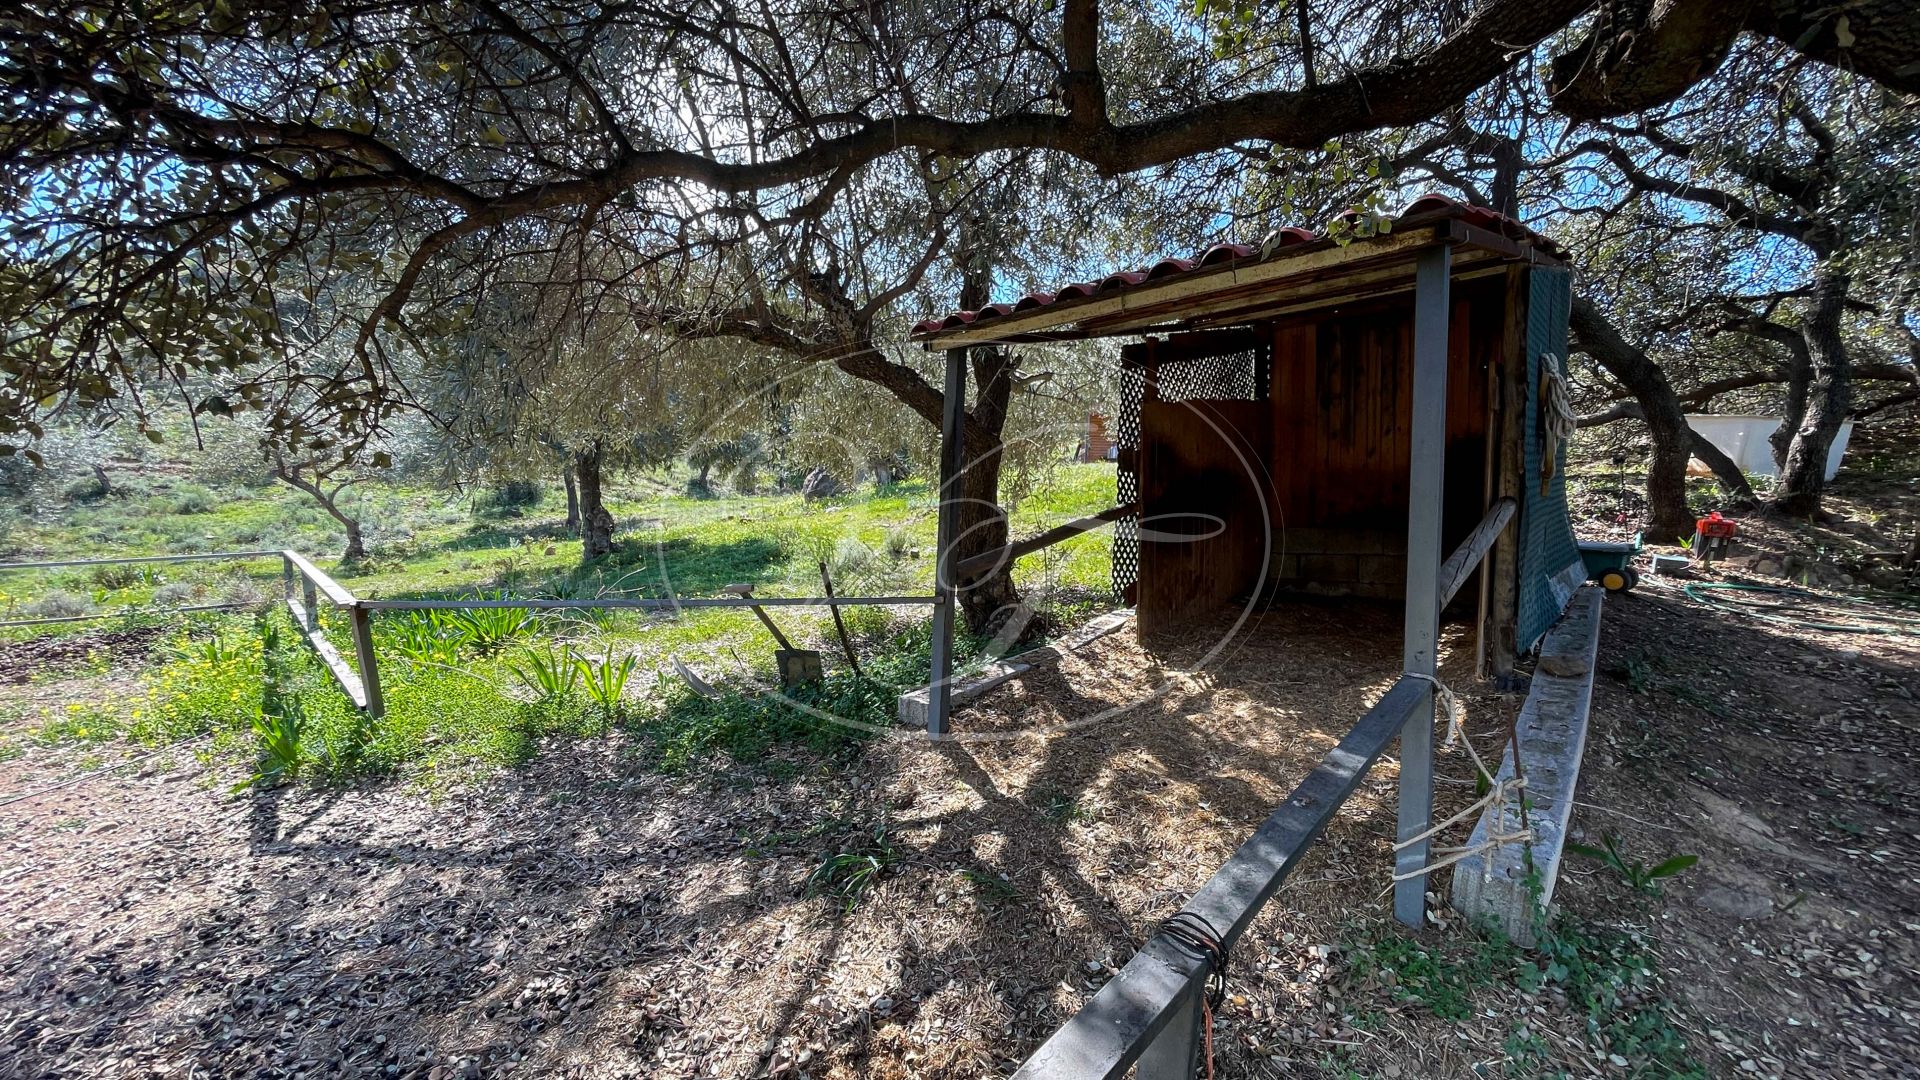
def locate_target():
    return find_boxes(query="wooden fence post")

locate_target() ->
[349,603,385,719]
[1395,242,1451,927]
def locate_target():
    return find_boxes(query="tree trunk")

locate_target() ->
[1569,296,1698,539]
[1577,402,1755,503]
[342,517,368,562]
[1769,337,1812,471]
[272,461,368,562]
[563,464,581,533]
[574,442,616,559]
[1687,431,1755,504]
[951,342,1023,636]
[1774,269,1851,518]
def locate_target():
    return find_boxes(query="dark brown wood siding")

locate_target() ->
[1136,400,1273,634]
[1264,278,1502,596]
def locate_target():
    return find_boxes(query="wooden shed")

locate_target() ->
[911,195,1588,927]
[915,194,1584,670]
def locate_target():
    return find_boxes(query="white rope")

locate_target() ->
[1388,672,1532,884]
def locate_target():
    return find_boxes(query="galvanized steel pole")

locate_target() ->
[1395,242,1452,927]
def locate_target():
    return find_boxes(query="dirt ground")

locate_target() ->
[1,574,1915,1078]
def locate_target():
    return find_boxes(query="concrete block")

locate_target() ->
[1354,554,1407,586]
[1452,587,1604,945]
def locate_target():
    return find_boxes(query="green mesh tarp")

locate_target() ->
[1516,267,1588,652]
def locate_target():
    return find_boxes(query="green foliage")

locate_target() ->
[385,610,466,666]
[7,464,1111,792]
[241,703,305,790]
[24,590,92,619]
[958,868,1020,904]
[1343,917,1706,1079]
[443,598,535,652]
[1345,930,1507,1022]
[507,644,580,703]
[804,822,899,911]
[1609,655,1654,694]
[1567,834,1700,896]
[472,481,544,516]
[1529,919,1705,1078]
[574,645,636,718]
[738,816,848,857]
[632,666,889,772]
[90,563,165,590]
[237,621,303,790]
[1036,790,1092,825]
[318,706,377,777]
[134,622,264,743]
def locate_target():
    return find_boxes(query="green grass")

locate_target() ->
[2,460,1120,784]
[1340,914,1706,1078]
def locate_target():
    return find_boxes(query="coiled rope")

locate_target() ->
[1389,672,1532,884]
[1538,352,1577,495]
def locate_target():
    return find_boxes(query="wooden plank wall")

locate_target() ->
[1266,279,1503,596]
[1136,398,1274,634]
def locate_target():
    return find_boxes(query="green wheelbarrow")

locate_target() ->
[1577,532,1643,593]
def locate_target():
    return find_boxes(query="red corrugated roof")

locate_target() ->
[912,194,1559,336]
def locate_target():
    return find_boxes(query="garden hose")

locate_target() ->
[1680,582,1920,635]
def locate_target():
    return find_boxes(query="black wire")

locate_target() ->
[1159,911,1230,1011]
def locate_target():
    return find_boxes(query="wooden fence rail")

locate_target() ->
[1437,498,1517,611]
[4,546,938,719]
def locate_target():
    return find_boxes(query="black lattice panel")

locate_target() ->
[1154,347,1261,402]
[1112,362,1145,600]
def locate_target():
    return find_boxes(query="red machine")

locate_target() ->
[1693,512,1738,564]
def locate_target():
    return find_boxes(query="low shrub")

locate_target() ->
[25,590,93,620]
[171,485,218,515]
[151,582,205,607]
[473,481,543,516]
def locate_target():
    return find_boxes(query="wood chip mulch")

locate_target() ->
[0,587,1914,1079]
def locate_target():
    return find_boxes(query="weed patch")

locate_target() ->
[1339,914,1706,1078]
[804,821,899,911]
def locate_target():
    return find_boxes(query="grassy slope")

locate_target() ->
[0,462,1121,780]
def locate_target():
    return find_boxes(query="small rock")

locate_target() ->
[1697,885,1775,920]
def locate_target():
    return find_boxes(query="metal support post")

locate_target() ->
[926,347,968,739]
[1395,242,1451,926]
[1135,979,1203,1079]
